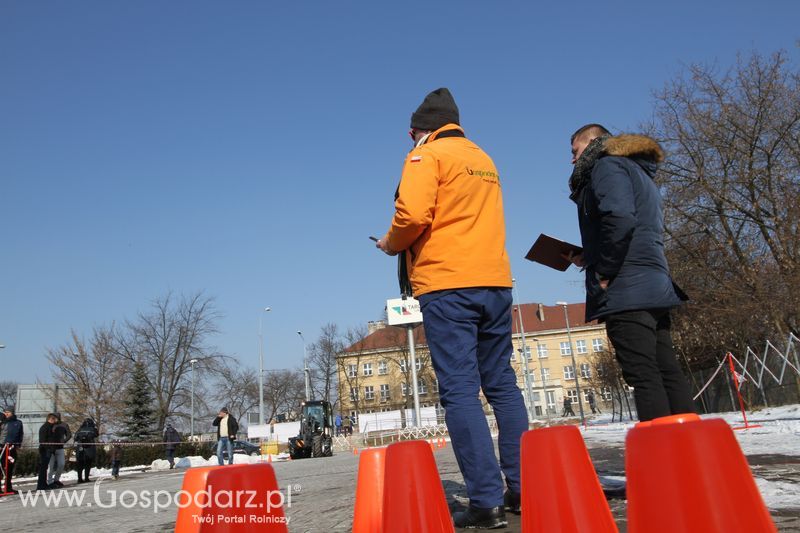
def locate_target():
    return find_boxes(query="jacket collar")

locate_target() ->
[424,124,465,144]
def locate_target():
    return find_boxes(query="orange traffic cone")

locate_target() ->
[352,448,387,533]
[634,412,699,429]
[175,463,287,532]
[520,425,617,533]
[626,416,776,533]
[382,440,454,532]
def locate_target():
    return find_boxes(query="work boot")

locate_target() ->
[453,505,507,529]
[504,489,521,514]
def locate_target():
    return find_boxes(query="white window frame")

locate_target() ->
[363,362,373,376]
[546,390,556,409]
[378,360,388,375]
[563,365,575,380]
[380,383,390,401]
[566,389,579,403]
[592,338,604,352]
[576,339,587,354]
[580,363,591,379]
[537,343,548,358]
[364,385,374,400]
[348,364,357,378]
[349,387,359,401]
[560,341,572,356]
[540,367,550,381]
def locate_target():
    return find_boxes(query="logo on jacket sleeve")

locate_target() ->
[410,155,423,163]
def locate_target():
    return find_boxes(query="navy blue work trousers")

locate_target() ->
[419,287,528,509]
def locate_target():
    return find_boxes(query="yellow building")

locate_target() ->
[337,303,610,420]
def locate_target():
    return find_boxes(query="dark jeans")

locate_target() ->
[605,308,696,421]
[37,449,53,489]
[112,460,121,477]
[419,287,528,509]
[166,448,175,466]
[77,455,94,482]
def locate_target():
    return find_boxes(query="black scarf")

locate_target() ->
[568,135,609,202]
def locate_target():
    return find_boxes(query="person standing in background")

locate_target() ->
[48,413,71,488]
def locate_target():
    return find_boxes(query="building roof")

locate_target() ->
[342,302,594,354]
[512,302,595,335]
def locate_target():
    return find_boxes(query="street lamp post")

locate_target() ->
[531,337,551,425]
[512,279,536,423]
[556,301,586,427]
[190,358,198,439]
[297,331,311,401]
[259,307,271,427]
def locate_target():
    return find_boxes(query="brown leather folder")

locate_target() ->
[525,234,583,271]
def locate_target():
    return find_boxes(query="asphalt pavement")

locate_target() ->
[1,438,797,532]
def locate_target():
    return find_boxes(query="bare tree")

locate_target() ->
[308,323,342,405]
[212,363,259,427]
[0,381,17,408]
[46,326,129,434]
[264,369,306,421]
[383,326,436,416]
[114,292,226,431]
[649,50,800,403]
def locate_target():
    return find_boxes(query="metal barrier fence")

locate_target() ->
[331,416,501,450]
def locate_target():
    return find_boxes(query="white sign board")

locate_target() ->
[386,297,423,326]
[247,424,272,439]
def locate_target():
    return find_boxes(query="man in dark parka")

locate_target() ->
[566,123,696,422]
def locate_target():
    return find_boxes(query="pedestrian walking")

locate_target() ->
[562,397,576,417]
[376,88,527,528]
[587,390,600,414]
[164,424,181,469]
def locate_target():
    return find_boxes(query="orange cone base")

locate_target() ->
[382,440,454,532]
[626,417,776,533]
[521,426,618,533]
[174,463,288,532]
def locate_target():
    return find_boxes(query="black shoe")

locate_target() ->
[453,505,507,529]
[54,481,64,488]
[77,479,85,484]
[504,489,521,514]
[47,483,58,490]
[36,485,50,491]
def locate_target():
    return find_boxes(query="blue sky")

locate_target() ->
[2,1,798,382]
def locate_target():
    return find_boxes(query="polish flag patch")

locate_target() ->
[410,155,422,163]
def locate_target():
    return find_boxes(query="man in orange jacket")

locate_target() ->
[377,88,528,529]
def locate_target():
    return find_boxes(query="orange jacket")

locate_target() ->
[385,124,512,296]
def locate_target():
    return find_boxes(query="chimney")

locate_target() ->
[367,320,387,334]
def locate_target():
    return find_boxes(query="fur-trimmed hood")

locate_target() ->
[604,134,664,163]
